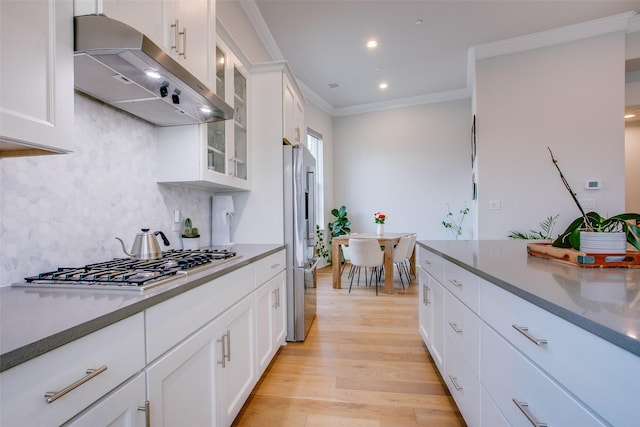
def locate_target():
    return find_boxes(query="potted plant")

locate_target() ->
[182,217,200,250]
[327,206,351,264]
[548,148,640,253]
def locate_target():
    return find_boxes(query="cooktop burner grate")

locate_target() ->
[18,249,238,291]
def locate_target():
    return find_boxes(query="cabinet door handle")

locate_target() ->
[423,284,431,305]
[272,289,278,309]
[513,399,548,427]
[179,26,187,58]
[137,400,150,427]
[448,279,463,288]
[448,322,463,333]
[513,324,548,346]
[44,365,108,403]
[448,375,463,391]
[217,330,230,367]
[170,19,179,51]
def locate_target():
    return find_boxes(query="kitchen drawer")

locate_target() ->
[0,313,145,427]
[480,323,605,427]
[417,246,445,284]
[146,264,254,363]
[481,390,509,427]
[444,289,480,376]
[255,250,286,286]
[444,337,480,427]
[444,260,479,313]
[480,281,640,427]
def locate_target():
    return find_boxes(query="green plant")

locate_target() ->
[442,203,469,239]
[327,206,351,264]
[328,206,351,238]
[315,225,330,264]
[182,217,200,238]
[508,215,559,240]
[547,147,640,251]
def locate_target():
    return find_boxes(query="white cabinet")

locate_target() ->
[157,41,250,191]
[417,247,445,372]
[418,243,640,427]
[0,0,74,157]
[253,61,305,148]
[63,373,147,427]
[256,270,287,376]
[283,74,304,145]
[0,314,145,427]
[214,294,257,426]
[146,317,221,427]
[73,0,163,46]
[164,0,213,86]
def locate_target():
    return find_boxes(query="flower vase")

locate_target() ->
[377,223,384,235]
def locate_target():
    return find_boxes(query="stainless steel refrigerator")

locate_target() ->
[283,144,317,341]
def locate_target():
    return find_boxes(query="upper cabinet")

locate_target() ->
[74,0,214,87]
[0,0,74,157]
[283,74,304,146]
[157,39,250,191]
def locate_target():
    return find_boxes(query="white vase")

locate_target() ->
[376,223,384,235]
[579,231,626,254]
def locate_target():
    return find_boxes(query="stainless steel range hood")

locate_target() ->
[74,15,233,126]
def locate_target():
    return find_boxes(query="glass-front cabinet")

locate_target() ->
[157,41,250,190]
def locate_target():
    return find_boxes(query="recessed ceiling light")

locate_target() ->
[145,69,162,79]
[379,82,388,89]
[625,114,636,118]
[366,40,378,48]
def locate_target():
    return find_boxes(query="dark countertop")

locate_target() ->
[0,244,284,372]
[418,240,640,357]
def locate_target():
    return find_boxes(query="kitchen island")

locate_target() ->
[417,239,640,427]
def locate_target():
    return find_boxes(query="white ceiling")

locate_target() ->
[251,0,640,113]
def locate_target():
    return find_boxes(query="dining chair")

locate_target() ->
[392,235,413,288]
[348,238,384,295]
[404,233,417,280]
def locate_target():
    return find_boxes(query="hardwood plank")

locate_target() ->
[232,265,465,426]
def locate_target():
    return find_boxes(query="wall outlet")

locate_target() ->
[489,201,501,210]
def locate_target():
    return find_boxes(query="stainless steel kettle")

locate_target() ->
[116,228,170,260]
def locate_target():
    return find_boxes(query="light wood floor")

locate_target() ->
[232,265,466,427]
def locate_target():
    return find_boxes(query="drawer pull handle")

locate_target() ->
[422,259,432,265]
[270,263,281,269]
[513,398,548,427]
[513,324,548,346]
[423,284,431,305]
[44,365,108,403]
[138,400,150,427]
[448,322,463,333]
[448,375,463,391]
[448,279,463,288]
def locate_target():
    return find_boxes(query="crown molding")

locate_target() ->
[333,88,471,117]
[239,0,283,61]
[628,13,640,33]
[473,11,637,61]
[298,81,336,116]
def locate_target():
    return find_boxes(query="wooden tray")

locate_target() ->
[527,243,640,268]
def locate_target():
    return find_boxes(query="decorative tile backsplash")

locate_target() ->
[0,93,215,286]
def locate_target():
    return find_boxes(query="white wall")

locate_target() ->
[475,32,626,239]
[332,99,472,240]
[625,122,640,212]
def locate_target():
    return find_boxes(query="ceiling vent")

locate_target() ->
[327,82,340,89]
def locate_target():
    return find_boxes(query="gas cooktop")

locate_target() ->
[14,249,239,292]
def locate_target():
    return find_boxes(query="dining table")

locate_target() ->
[331,232,416,294]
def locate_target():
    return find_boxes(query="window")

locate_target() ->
[307,130,324,228]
